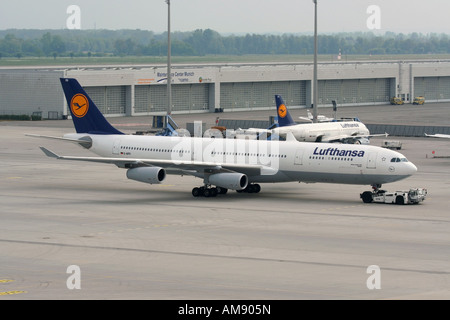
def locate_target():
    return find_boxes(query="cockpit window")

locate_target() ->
[390,157,409,163]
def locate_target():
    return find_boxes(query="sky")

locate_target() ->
[0,0,449,34]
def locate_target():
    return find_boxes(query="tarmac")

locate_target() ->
[1,102,450,300]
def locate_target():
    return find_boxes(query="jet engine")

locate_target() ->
[126,167,166,184]
[208,173,248,190]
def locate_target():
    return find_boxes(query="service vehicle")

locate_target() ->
[382,140,402,150]
[360,188,427,204]
[390,97,404,105]
[413,96,425,105]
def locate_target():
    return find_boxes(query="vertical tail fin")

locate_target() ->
[275,95,296,127]
[60,78,123,135]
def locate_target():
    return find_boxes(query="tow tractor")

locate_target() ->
[360,188,427,205]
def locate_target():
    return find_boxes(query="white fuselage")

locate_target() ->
[78,133,416,186]
[272,121,369,142]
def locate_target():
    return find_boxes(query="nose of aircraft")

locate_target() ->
[407,162,418,176]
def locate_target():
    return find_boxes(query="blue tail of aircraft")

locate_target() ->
[275,95,296,127]
[60,78,123,135]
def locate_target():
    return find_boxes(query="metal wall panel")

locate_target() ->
[414,77,450,101]
[149,85,167,113]
[184,83,209,112]
[367,124,450,137]
[106,86,126,114]
[319,78,391,106]
[0,71,64,117]
[84,86,126,115]
[220,81,306,110]
[135,85,151,113]
[145,83,209,113]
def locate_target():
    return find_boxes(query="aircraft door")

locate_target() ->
[294,149,304,165]
[366,152,377,169]
[113,139,121,155]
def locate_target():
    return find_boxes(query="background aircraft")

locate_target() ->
[272,95,387,144]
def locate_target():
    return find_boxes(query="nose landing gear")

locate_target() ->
[360,184,383,203]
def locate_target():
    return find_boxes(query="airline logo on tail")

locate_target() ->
[275,95,296,127]
[278,103,287,118]
[70,94,89,118]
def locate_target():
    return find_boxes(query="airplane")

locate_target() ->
[29,78,417,198]
[272,95,387,144]
[425,133,450,139]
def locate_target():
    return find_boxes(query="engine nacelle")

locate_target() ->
[208,173,248,190]
[126,167,166,184]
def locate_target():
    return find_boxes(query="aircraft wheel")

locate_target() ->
[203,188,211,197]
[192,187,201,197]
[395,196,405,205]
[246,184,261,193]
[361,191,373,203]
[246,185,255,193]
[216,187,228,195]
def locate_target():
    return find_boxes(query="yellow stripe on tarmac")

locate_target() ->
[0,291,27,296]
[0,280,14,283]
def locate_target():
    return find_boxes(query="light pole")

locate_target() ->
[312,0,318,123]
[166,0,172,120]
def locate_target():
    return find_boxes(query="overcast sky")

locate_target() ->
[1,0,449,34]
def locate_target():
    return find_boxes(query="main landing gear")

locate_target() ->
[191,184,261,197]
[236,184,261,194]
[192,186,228,197]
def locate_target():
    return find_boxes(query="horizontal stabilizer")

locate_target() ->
[26,134,92,149]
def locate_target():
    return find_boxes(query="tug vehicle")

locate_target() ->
[360,188,427,205]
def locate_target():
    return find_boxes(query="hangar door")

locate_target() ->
[135,83,209,113]
[318,78,391,106]
[84,86,126,115]
[220,81,306,111]
[414,77,450,102]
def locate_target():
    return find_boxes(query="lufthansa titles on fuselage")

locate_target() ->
[340,123,360,128]
[312,146,365,157]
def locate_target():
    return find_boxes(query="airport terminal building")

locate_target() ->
[1,59,450,119]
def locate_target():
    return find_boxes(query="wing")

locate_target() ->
[298,117,313,122]
[39,147,268,177]
[425,133,450,139]
[321,132,389,143]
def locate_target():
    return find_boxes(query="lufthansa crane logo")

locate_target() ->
[70,94,89,118]
[278,104,287,118]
